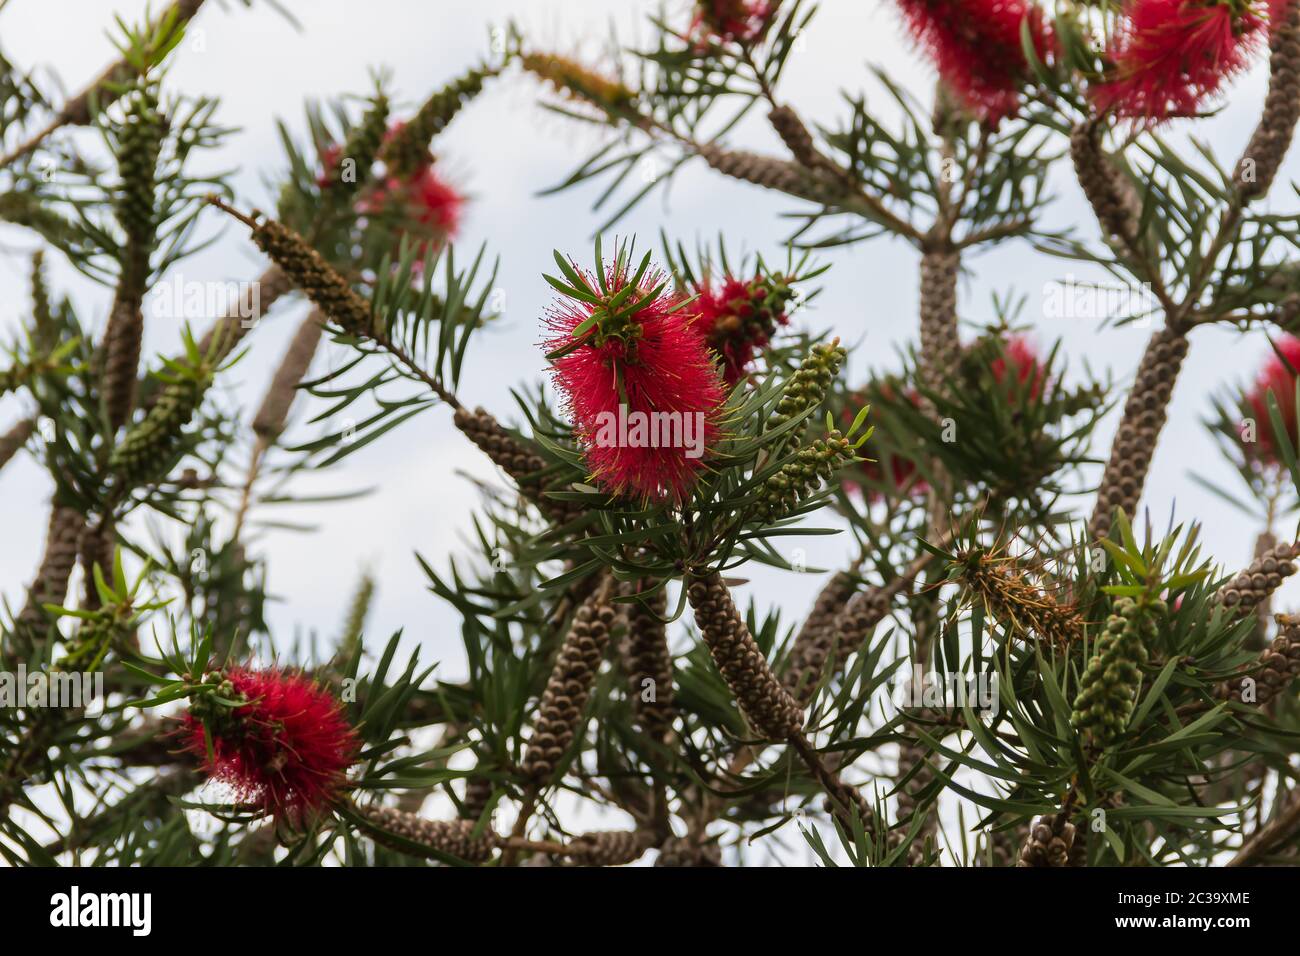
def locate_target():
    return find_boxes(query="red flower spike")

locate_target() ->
[316,143,343,190]
[316,122,465,257]
[691,0,777,44]
[543,263,727,503]
[694,272,794,385]
[1092,0,1270,123]
[364,165,464,256]
[990,333,1047,401]
[1243,335,1300,468]
[893,0,1052,123]
[843,385,930,501]
[181,668,360,823]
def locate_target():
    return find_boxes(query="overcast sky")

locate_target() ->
[1,0,1296,683]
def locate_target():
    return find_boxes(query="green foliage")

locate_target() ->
[3,0,1300,872]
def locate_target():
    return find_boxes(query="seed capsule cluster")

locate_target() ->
[1071,597,1162,746]
[783,580,890,706]
[918,247,962,399]
[975,827,1020,867]
[15,506,84,642]
[1215,540,1300,619]
[452,405,582,525]
[686,571,803,739]
[767,104,840,179]
[654,835,722,867]
[1216,613,1300,706]
[1070,120,1141,247]
[1089,328,1188,540]
[893,737,936,862]
[619,581,676,744]
[322,96,389,198]
[359,804,495,863]
[782,570,857,700]
[566,829,653,867]
[250,218,375,336]
[697,142,846,206]
[522,582,617,781]
[460,776,494,822]
[1237,2,1300,200]
[252,311,325,440]
[1017,814,1079,868]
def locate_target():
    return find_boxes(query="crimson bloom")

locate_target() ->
[694,272,793,385]
[316,143,344,190]
[893,0,1052,122]
[843,384,930,500]
[181,668,360,823]
[1092,0,1270,122]
[316,123,465,256]
[990,334,1047,401]
[364,165,464,255]
[544,259,727,503]
[691,0,777,44]
[1242,335,1300,467]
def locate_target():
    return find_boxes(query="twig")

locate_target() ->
[0,0,208,170]
[1228,790,1300,866]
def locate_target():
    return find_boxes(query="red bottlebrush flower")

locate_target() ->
[842,385,929,500]
[990,334,1047,401]
[1092,0,1269,122]
[893,0,1052,122]
[543,262,726,503]
[694,272,793,385]
[316,143,343,189]
[365,164,464,255]
[317,122,465,256]
[181,668,360,823]
[691,0,777,44]
[1243,335,1300,467]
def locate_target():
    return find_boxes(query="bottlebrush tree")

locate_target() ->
[2,0,1300,869]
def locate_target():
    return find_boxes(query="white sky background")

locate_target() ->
[1,0,1297,861]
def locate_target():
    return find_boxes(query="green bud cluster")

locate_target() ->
[771,340,846,443]
[338,571,375,662]
[520,52,638,116]
[57,615,126,672]
[757,430,854,521]
[30,251,55,351]
[1070,597,1164,746]
[381,66,496,179]
[0,364,27,395]
[108,374,206,485]
[324,95,390,196]
[114,82,165,265]
[188,671,247,727]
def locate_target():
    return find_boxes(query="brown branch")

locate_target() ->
[0,0,208,170]
[1228,789,1300,866]
[0,417,35,474]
